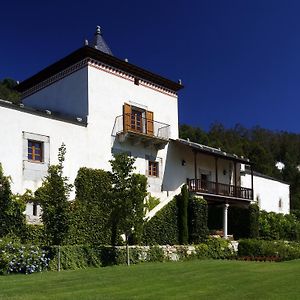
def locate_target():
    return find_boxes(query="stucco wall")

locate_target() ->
[22,67,88,119]
[0,105,88,198]
[0,61,182,221]
[241,173,290,214]
[86,65,179,194]
[162,142,239,192]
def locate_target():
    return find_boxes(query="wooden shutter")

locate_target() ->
[123,103,131,132]
[146,110,154,136]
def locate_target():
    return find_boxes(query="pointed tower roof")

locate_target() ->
[91,26,113,55]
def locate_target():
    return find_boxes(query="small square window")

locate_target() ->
[148,161,159,177]
[28,140,43,162]
[134,78,139,85]
[33,203,38,216]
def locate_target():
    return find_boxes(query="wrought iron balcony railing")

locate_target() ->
[112,113,170,140]
[187,178,253,201]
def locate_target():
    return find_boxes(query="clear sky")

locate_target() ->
[1,0,300,132]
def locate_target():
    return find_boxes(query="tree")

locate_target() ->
[0,78,21,104]
[177,185,189,244]
[0,164,25,237]
[35,144,72,245]
[109,154,147,246]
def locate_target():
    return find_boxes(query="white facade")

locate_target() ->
[0,28,289,223]
[241,171,290,214]
[0,42,183,221]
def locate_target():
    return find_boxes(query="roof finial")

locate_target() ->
[96,25,101,35]
[90,25,113,55]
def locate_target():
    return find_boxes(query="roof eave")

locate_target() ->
[17,46,184,93]
[172,138,252,164]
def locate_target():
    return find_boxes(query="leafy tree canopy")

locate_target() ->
[0,78,21,104]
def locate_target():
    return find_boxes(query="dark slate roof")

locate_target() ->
[17,47,183,93]
[172,138,252,164]
[0,99,87,126]
[91,26,113,55]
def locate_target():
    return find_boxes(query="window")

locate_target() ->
[28,140,43,162]
[148,161,159,177]
[131,108,144,133]
[33,203,38,216]
[123,103,154,136]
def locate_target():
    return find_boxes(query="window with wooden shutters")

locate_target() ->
[123,103,154,136]
[146,111,154,135]
[123,103,131,132]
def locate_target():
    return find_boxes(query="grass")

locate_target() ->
[1,259,300,299]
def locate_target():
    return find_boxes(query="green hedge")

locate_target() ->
[47,238,234,271]
[143,188,209,245]
[68,168,112,245]
[177,185,189,244]
[188,196,208,243]
[259,211,300,241]
[22,225,45,245]
[249,204,259,238]
[238,239,300,261]
[143,198,179,245]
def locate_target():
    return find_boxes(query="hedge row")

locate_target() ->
[142,188,208,245]
[41,238,236,271]
[259,211,300,241]
[0,236,236,274]
[238,239,300,261]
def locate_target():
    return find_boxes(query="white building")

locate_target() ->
[241,169,290,214]
[0,26,289,233]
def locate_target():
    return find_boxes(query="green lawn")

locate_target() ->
[1,259,300,299]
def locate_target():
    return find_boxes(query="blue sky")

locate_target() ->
[1,0,300,132]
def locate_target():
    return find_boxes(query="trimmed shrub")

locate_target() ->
[0,164,26,238]
[148,246,164,262]
[68,168,112,245]
[249,204,259,238]
[259,210,300,241]
[206,238,234,259]
[46,245,102,271]
[177,185,189,244]
[46,239,235,271]
[238,239,300,261]
[188,196,208,243]
[23,225,45,245]
[143,199,179,245]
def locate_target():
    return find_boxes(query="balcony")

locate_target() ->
[112,113,170,149]
[187,179,253,201]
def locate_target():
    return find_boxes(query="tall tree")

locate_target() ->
[109,154,147,245]
[35,144,72,245]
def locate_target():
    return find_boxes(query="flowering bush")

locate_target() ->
[0,237,49,275]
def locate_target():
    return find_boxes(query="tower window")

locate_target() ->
[33,203,38,216]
